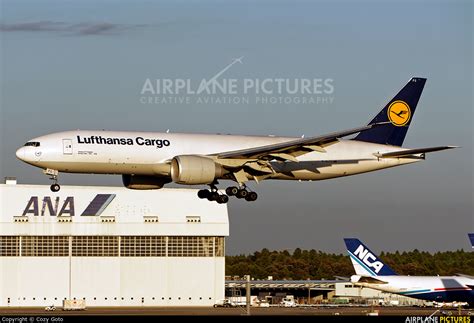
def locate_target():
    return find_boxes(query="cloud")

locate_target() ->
[0,21,66,32]
[0,21,141,36]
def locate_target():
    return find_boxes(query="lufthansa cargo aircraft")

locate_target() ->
[344,238,474,307]
[16,77,456,203]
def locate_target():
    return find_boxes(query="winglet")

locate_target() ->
[344,238,397,276]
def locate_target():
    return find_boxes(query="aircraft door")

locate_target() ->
[63,139,73,155]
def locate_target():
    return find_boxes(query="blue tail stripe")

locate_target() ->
[348,252,377,277]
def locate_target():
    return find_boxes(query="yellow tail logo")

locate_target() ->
[387,100,411,126]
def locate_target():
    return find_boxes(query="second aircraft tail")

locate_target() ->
[344,238,397,277]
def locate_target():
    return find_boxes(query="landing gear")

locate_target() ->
[43,168,60,192]
[197,183,229,204]
[197,183,258,203]
[227,185,258,202]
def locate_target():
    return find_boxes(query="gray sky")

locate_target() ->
[0,0,472,255]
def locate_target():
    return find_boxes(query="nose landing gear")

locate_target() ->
[43,168,61,192]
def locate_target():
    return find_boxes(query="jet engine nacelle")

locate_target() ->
[122,174,169,190]
[171,155,224,185]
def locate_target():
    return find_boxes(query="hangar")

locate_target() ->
[0,178,228,307]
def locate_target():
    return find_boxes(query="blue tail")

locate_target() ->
[344,238,397,276]
[469,233,474,248]
[354,77,426,147]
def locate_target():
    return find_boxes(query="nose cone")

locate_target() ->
[16,147,26,161]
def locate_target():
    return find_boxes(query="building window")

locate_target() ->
[1,235,226,257]
[0,236,20,256]
[215,237,225,257]
[72,236,118,257]
[121,236,166,257]
[21,236,69,257]
[168,236,214,257]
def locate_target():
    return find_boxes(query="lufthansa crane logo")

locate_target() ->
[387,101,411,126]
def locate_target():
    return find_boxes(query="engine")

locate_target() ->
[171,155,224,185]
[122,174,169,190]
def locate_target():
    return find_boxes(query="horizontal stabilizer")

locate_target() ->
[374,146,458,158]
[455,273,474,280]
[355,276,389,284]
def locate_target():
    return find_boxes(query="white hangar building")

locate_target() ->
[0,179,228,307]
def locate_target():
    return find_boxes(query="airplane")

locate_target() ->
[15,77,457,203]
[469,233,474,248]
[344,238,474,307]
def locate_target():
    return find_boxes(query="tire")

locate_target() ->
[197,189,209,199]
[50,184,60,192]
[207,191,219,201]
[245,192,258,201]
[218,195,229,204]
[236,189,248,199]
[226,186,239,196]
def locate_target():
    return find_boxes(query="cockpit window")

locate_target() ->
[24,142,40,147]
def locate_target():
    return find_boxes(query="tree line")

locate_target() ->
[226,248,474,280]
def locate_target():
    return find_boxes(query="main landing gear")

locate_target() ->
[44,168,61,192]
[197,184,258,203]
[197,183,229,204]
[225,186,258,202]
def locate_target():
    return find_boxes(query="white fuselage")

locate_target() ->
[352,275,474,303]
[16,130,421,182]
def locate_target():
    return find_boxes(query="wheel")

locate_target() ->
[50,183,60,192]
[245,191,258,201]
[225,186,239,196]
[197,189,210,199]
[236,189,248,199]
[217,195,229,204]
[207,191,219,201]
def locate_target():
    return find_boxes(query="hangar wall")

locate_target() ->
[0,181,229,307]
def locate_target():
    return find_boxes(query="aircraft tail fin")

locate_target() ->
[354,77,426,147]
[469,233,474,248]
[344,238,397,276]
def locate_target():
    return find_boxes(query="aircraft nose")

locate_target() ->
[16,147,26,161]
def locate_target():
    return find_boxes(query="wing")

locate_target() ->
[208,122,388,184]
[374,146,458,158]
[214,123,389,161]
